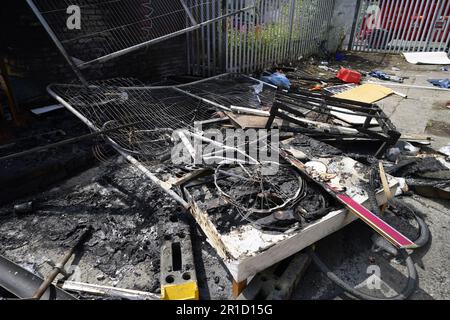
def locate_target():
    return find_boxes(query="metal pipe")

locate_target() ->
[59,281,160,300]
[26,0,89,86]
[436,0,450,52]
[180,0,198,25]
[0,255,76,300]
[348,0,363,51]
[422,0,445,51]
[32,227,92,300]
[397,0,420,53]
[173,87,231,111]
[388,0,407,53]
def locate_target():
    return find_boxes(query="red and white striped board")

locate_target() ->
[334,193,417,249]
[280,149,416,249]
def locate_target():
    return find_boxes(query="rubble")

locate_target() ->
[2,57,450,299]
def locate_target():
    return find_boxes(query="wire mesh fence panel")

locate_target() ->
[27,0,255,79]
[187,0,225,76]
[351,0,450,53]
[178,73,277,109]
[48,79,216,158]
[47,74,275,161]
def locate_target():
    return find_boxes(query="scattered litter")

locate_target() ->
[31,104,64,115]
[439,145,450,157]
[323,83,358,95]
[333,83,394,103]
[399,134,432,146]
[391,67,401,72]
[427,78,450,89]
[400,142,421,156]
[369,70,404,83]
[330,107,378,125]
[386,141,420,162]
[318,65,338,73]
[230,106,270,117]
[386,147,401,163]
[13,201,34,215]
[403,51,450,65]
[441,67,448,71]
[336,67,362,84]
[309,83,325,91]
[394,178,408,196]
[260,71,291,89]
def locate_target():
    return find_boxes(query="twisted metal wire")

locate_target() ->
[49,78,215,158]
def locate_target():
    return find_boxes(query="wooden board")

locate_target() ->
[333,84,394,103]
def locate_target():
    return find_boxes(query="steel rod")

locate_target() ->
[32,227,92,300]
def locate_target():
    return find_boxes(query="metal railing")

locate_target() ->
[350,0,450,53]
[188,0,336,76]
[27,0,255,84]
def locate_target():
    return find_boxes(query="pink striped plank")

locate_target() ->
[336,194,417,249]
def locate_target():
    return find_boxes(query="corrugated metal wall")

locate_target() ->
[351,0,450,53]
[188,0,335,76]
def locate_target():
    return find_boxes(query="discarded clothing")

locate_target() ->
[260,71,291,89]
[369,70,404,83]
[428,78,450,89]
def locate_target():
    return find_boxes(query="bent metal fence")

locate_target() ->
[188,0,336,76]
[27,0,335,79]
[26,0,255,84]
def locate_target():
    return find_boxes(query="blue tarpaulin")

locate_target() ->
[261,72,291,90]
[428,78,450,89]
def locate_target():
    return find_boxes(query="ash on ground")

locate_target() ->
[0,156,233,299]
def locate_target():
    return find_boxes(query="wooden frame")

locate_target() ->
[182,148,399,282]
